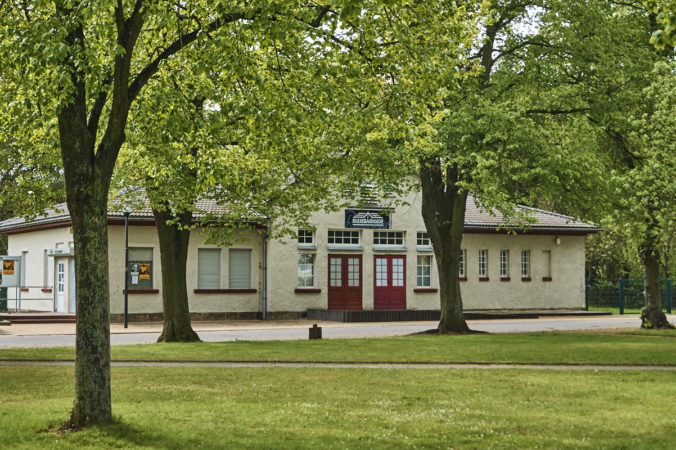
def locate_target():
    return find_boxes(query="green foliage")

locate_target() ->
[644,0,676,48]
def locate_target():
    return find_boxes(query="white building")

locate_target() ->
[0,189,597,320]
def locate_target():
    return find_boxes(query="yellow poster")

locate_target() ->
[3,260,14,275]
[139,263,151,280]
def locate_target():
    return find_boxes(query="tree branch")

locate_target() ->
[128,11,253,104]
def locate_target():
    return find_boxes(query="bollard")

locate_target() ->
[309,323,322,340]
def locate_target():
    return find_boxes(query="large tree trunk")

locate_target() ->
[420,161,471,333]
[59,99,115,426]
[639,239,672,329]
[153,208,200,342]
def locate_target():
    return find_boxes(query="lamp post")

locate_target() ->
[123,207,131,328]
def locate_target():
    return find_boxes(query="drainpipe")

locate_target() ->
[262,229,268,320]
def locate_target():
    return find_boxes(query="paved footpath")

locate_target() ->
[1,360,675,371]
[1,315,673,349]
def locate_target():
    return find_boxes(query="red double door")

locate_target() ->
[374,255,406,310]
[327,254,406,310]
[328,255,363,310]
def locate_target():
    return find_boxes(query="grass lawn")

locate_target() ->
[2,331,676,448]
[2,330,676,365]
[1,366,675,448]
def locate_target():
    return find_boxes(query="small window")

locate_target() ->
[298,254,315,287]
[128,247,153,289]
[478,249,488,278]
[500,250,509,278]
[417,232,430,246]
[229,249,251,289]
[543,250,552,280]
[20,251,28,286]
[43,250,54,288]
[359,183,379,205]
[521,250,531,278]
[328,230,360,245]
[373,231,404,246]
[198,249,221,289]
[298,230,314,244]
[417,255,432,287]
[459,249,467,278]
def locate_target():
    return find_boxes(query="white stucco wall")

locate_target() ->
[4,189,587,315]
[107,225,264,314]
[267,189,587,312]
[6,226,75,312]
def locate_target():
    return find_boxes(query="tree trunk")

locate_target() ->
[153,208,200,342]
[420,161,471,333]
[639,239,673,329]
[68,191,113,426]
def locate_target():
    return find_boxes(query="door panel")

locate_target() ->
[328,255,362,310]
[56,261,65,313]
[373,255,406,310]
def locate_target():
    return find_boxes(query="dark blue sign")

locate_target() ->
[345,209,392,229]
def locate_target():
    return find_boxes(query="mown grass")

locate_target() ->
[1,365,675,448]
[2,330,676,364]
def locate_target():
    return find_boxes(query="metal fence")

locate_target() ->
[586,278,673,314]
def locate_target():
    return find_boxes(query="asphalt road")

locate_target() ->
[0,315,663,349]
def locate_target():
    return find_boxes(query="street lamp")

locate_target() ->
[123,207,131,328]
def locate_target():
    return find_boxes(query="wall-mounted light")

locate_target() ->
[555,236,561,245]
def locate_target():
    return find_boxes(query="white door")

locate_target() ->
[56,261,65,313]
[69,258,76,313]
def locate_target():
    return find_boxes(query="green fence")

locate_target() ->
[0,287,6,312]
[585,279,673,314]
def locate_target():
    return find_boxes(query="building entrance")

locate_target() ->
[328,254,362,310]
[374,255,406,310]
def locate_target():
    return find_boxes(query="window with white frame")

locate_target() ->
[521,250,531,278]
[197,249,221,289]
[229,249,251,289]
[373,231,404,246]
[417,232,430,246]
[128,247,153,289]
[459,249,467,278]
[328,230,360,245]
[298,254,315,287]
[298,229,314,244]
[500,250,509,278]
[417,255,432,287]
[478,249,488,278]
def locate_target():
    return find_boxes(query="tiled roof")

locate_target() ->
[0,196,597,234]
[0,197,265,233]
[464,196,597,232]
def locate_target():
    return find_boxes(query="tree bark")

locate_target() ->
[420,161,471,333]
[59,100,115,426]
[639,239,673,329]
[153,208,200,342]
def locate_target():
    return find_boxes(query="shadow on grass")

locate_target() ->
[42,417,204,448]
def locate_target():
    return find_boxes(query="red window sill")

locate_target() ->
[521,277,532,282]
[295,288,321,294]
[194,289,257,294]
[123,289,160,294]
[479,277,490,282]
[542,277,553,282]
[20,288,29,292]
[500,277,511,282]
[41,288,53,293]
[414,288,438,293]
[459,277,468,282]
